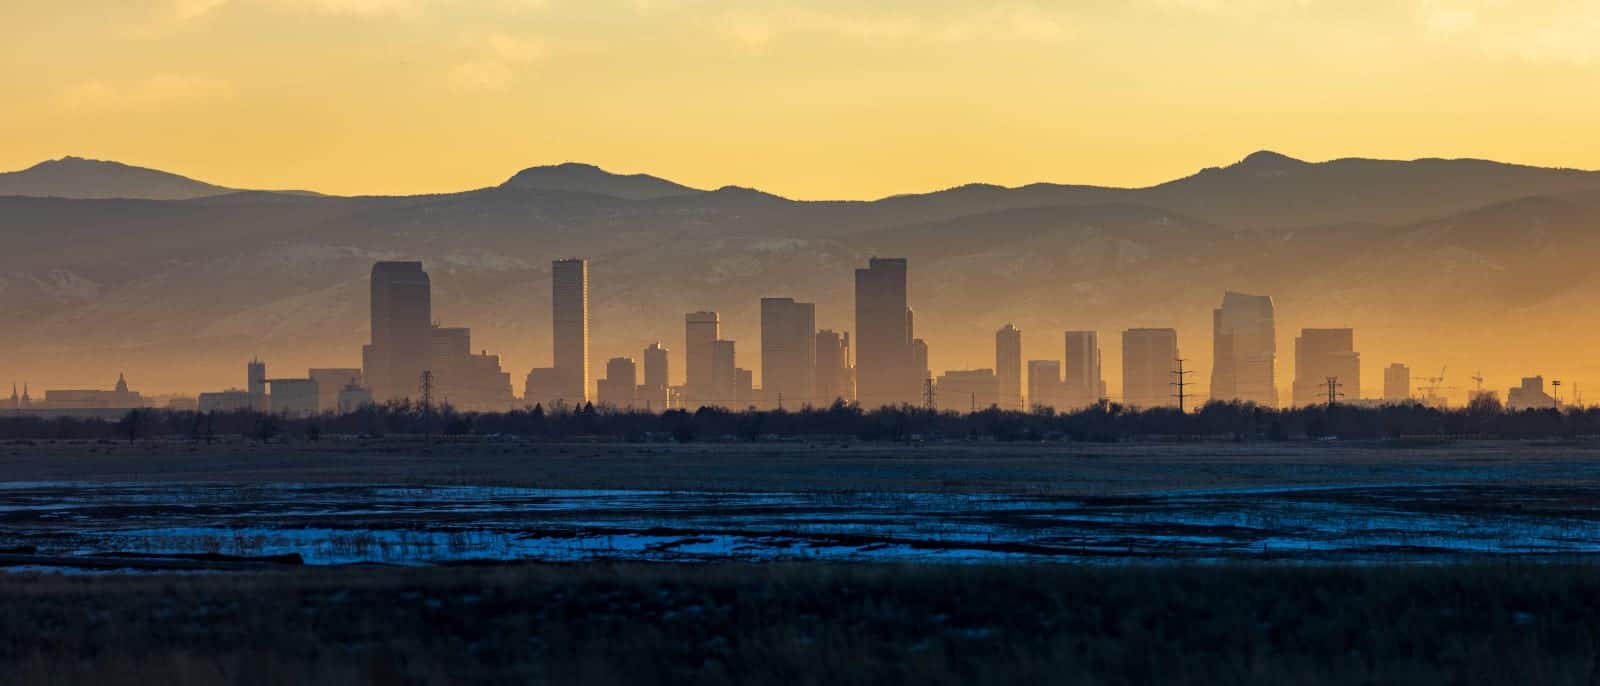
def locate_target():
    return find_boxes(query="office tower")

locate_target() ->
[364,261,431,402]
[855,257,916,408]
[427,326,514,412]
[815,330,852,405]
[935,369,1000,413]
[552,258,589,404]
[637,341,670,410]
[1292,328,1360,406]
[1063,331,1104,409]
[710,339,737,407]
[597,357,638,409]
[995,324,1023,410]
[1027,360,1064,411]
[643,342,669,390]
[760,297,817,408]
[247,358,267,397]
[308,368,363,415]
[684,311,720,406]
[1210,291,1277,407]
[1384,363,1411,403]
[1122,328,1179,409]
[736,368,754,406]
[911,338,930,382]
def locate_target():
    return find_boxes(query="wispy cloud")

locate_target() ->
[58,74,234,113]
[449,33,545,91]
[174,0,228,20]
[718,6,1072,49]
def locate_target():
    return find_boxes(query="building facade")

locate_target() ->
[552,258,589,404]
[1210,291,1277,407]
[1063,331,1105,410]
[1293,328,1360,406]
[760,297,816,409]
[855,257,917,409]
[1122,328,1178,409]
[995,324,1023,411]
[364,261,431,403]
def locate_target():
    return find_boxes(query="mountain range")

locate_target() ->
[2,151,1598,400]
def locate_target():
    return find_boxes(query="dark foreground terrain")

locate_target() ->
[3,562,1599,685]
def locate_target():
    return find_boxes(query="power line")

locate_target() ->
[1170,358,1194,412]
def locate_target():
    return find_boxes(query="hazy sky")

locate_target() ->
[3,0,1597,198]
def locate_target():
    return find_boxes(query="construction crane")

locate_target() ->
[1415,366,1451,409]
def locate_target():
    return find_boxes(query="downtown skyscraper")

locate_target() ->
[995,323,1022,411]
[363,261,431,402]
[1293,328,1360,406]
[1063,331,1104,409]
[551,258,589,403]
[855,257,917,408]
[760,297,816,408]
[684,311,719,407]
[1122,328,1178,409]
[1210,291,1278,407]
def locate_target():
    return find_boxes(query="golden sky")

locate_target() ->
[3,0,1598,198]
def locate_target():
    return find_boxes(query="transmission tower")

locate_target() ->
[922,377,937,411]
[1324,376,1343,406]
[419,370,435,413]
[1552,379,1562,409]
[1170,358,1194,412]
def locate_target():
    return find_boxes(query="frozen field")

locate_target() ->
[4,476,1600,566]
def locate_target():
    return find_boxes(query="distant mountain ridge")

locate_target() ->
[5,152,1598,225]
[5,149,1600,398]
[0,157,234,200]
[500,162,703,200]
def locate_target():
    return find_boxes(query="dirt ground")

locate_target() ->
[4,437,1600,494]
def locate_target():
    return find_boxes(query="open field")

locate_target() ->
[4,562,1600,685]
[3,439,1600,566]
[6,437,1600,493]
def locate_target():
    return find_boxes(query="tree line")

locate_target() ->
[4,394,1600,442]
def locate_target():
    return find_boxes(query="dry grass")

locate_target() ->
[2,562,1599,685]
[4,437,1600,495]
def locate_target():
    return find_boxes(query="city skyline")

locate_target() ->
[11,253,1565,415]
[4,149,1600,404]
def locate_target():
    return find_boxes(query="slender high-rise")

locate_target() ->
[364,261,431,402]
[643,342,669,391]
[855,258,915,408]
[1063,331,1104,409]
[684,312,720,406]
[1210,291,1277,407]
[995,324,1023,411]
[551,259,589,403]
[760,297,817,408]
[711,339,737,406]
[1122,328,1178,409]
[1384,363,1411,403]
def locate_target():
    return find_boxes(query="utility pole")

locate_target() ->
[777,392,784,411]
[971,392,977,415]
[1325,376,1343,406]
[922,377,937,411]
[1170,358,1194,412]
[419,370,435,414]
